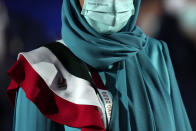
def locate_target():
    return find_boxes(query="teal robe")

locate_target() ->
[12,38,192,131]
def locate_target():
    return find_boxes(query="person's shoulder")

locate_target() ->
[17,40,69,62]
[144,37,172,89]
[11,40,80,72]
[147,37,168,51]
[145,36,171,60]
[8,39,92,88]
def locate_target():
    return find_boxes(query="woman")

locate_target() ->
[7,0,192,131]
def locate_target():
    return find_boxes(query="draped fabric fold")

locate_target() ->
[61,0,147,70]
[61,0,192,131]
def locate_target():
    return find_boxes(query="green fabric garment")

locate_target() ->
[98,38,193,131]
[14,88,81,131]
[61,0,192,130]
[13,88,66,131]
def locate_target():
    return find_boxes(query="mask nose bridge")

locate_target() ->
[81,0,134,13]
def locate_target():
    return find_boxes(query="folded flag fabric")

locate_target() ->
[7,41,111,131]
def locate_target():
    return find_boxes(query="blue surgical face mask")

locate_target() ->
[81,0,135,34]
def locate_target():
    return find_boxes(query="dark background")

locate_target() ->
[0,0,195,131]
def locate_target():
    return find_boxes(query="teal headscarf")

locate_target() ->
[61,0,192,131]
[62,0,147,70]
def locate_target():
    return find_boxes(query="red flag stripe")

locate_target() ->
[7,55,105,131]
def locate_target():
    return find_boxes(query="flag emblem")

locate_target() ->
[57,77,67,88]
